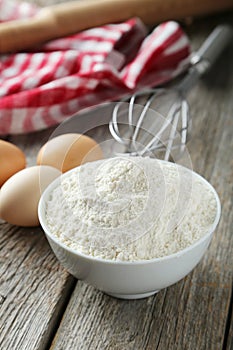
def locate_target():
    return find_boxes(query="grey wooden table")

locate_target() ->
[1,2,233,349]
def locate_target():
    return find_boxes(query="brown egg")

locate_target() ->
[0,140,26,187]
[37,133,103,173]
[0,165,61,227]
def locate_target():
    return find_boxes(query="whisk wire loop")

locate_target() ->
[109,26,233,159]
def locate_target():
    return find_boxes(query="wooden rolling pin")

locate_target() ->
[0,0,233,53]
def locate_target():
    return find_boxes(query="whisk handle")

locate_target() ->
[178,25,233,93]
[192,25,233,71]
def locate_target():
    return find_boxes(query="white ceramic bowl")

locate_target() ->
[38,164,221,300]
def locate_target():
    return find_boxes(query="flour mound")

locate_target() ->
[45,157,217,261]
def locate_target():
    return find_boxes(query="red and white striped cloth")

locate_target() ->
[0,0,190,135]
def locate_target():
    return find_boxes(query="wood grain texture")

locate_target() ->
[0,226,75,350]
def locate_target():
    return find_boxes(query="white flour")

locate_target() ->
[45,157,217,261]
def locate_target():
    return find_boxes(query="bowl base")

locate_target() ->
[106,290,159,300]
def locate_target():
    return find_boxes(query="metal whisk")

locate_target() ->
[109,25,233,160]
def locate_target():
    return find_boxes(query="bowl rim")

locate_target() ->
[38,159,221,266]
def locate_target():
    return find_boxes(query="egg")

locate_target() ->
[37,133,103,173]
[0,139,26,187]
[0,165,61,227]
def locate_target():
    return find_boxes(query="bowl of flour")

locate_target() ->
[38,156,221,299]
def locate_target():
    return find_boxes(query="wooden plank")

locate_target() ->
[226,300,233,350]
[0,129,76,350]
[151,109,233,349]
[50,283,168,350]
[49,15,233,350]
[147,16,233,349]
[0,226,75,350]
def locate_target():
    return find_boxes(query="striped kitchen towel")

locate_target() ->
[0,0,190,134]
